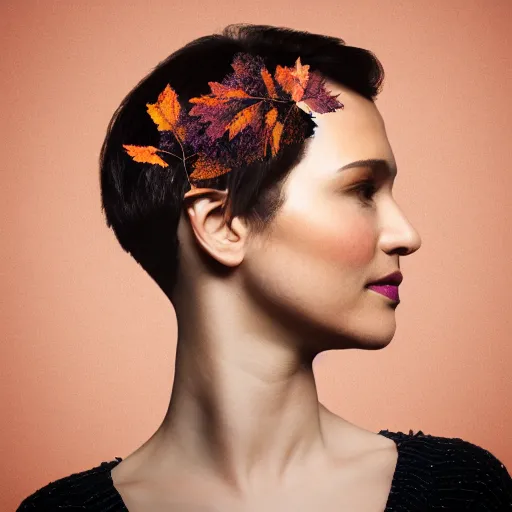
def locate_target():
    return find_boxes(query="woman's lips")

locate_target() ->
[367,284,400,302]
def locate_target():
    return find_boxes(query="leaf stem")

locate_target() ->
[159,136,197,190]
[175,141,192,189]
[158,149,182,160]
[158,149,197,161]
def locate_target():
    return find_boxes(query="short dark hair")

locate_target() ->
[99,23,384,299]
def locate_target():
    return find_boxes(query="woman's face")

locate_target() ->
[242,81,422,352]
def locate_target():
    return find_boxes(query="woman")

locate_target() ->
[18,23,511,511]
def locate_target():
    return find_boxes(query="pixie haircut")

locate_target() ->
[100,23,384,299]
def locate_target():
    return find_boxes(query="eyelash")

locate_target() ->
[354,180,378,205]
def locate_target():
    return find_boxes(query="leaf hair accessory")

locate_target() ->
[123,52,344,195]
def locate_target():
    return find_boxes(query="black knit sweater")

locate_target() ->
[17,430,512,511]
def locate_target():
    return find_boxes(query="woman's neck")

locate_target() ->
[161,332,329,492]
[146,280,365,494]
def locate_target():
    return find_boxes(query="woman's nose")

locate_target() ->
[379,203,422,256]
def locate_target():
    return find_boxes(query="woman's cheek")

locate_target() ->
[329,219,375,266]
[280,213,375,269]
[300,211,376,267]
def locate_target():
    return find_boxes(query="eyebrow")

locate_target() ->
[338,158,397,178]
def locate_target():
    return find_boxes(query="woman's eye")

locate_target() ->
[354,181,377,203]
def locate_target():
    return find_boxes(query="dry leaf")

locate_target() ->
[123,145,168,167]
[146,84,186,140]
[189,153,231,181]
[226,102,263,141]
[275,57,309,103]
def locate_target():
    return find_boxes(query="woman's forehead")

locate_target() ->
[319,80,385,128]
[301,86,392,172]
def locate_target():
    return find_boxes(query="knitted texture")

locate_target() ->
[17,430,512,511]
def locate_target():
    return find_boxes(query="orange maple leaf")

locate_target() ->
[226,102,263,141]
[261,68,277,99]
[122,53,343,186]
[270,121,284,156]
[189,95,220,107]
[123,145,168,168]
[208,82,251,99]
[146,84,186,141]
[189,153,231,181]
[188,56,285,142]
[291,57,309,89]
[275,57,310,103]
[262,107,278,157]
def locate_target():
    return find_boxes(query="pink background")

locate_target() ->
[2,1,511,510]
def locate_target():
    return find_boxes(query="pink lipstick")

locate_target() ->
[367,284,400,302]
[366,270,402,303]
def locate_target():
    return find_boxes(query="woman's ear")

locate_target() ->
[182,188,248,267]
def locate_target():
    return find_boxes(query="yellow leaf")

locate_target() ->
[146,84,182,132]
[123,145,168,167]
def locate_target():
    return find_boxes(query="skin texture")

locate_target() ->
[110,81,422,511]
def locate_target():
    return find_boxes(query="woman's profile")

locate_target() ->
[17,23,512,512]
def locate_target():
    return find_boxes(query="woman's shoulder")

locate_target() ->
[15,433,512,511]
[380,428,512,509]
[380,427,509,471]
[16,457,124,511]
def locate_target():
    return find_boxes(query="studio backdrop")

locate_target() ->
[2,1,511,511]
